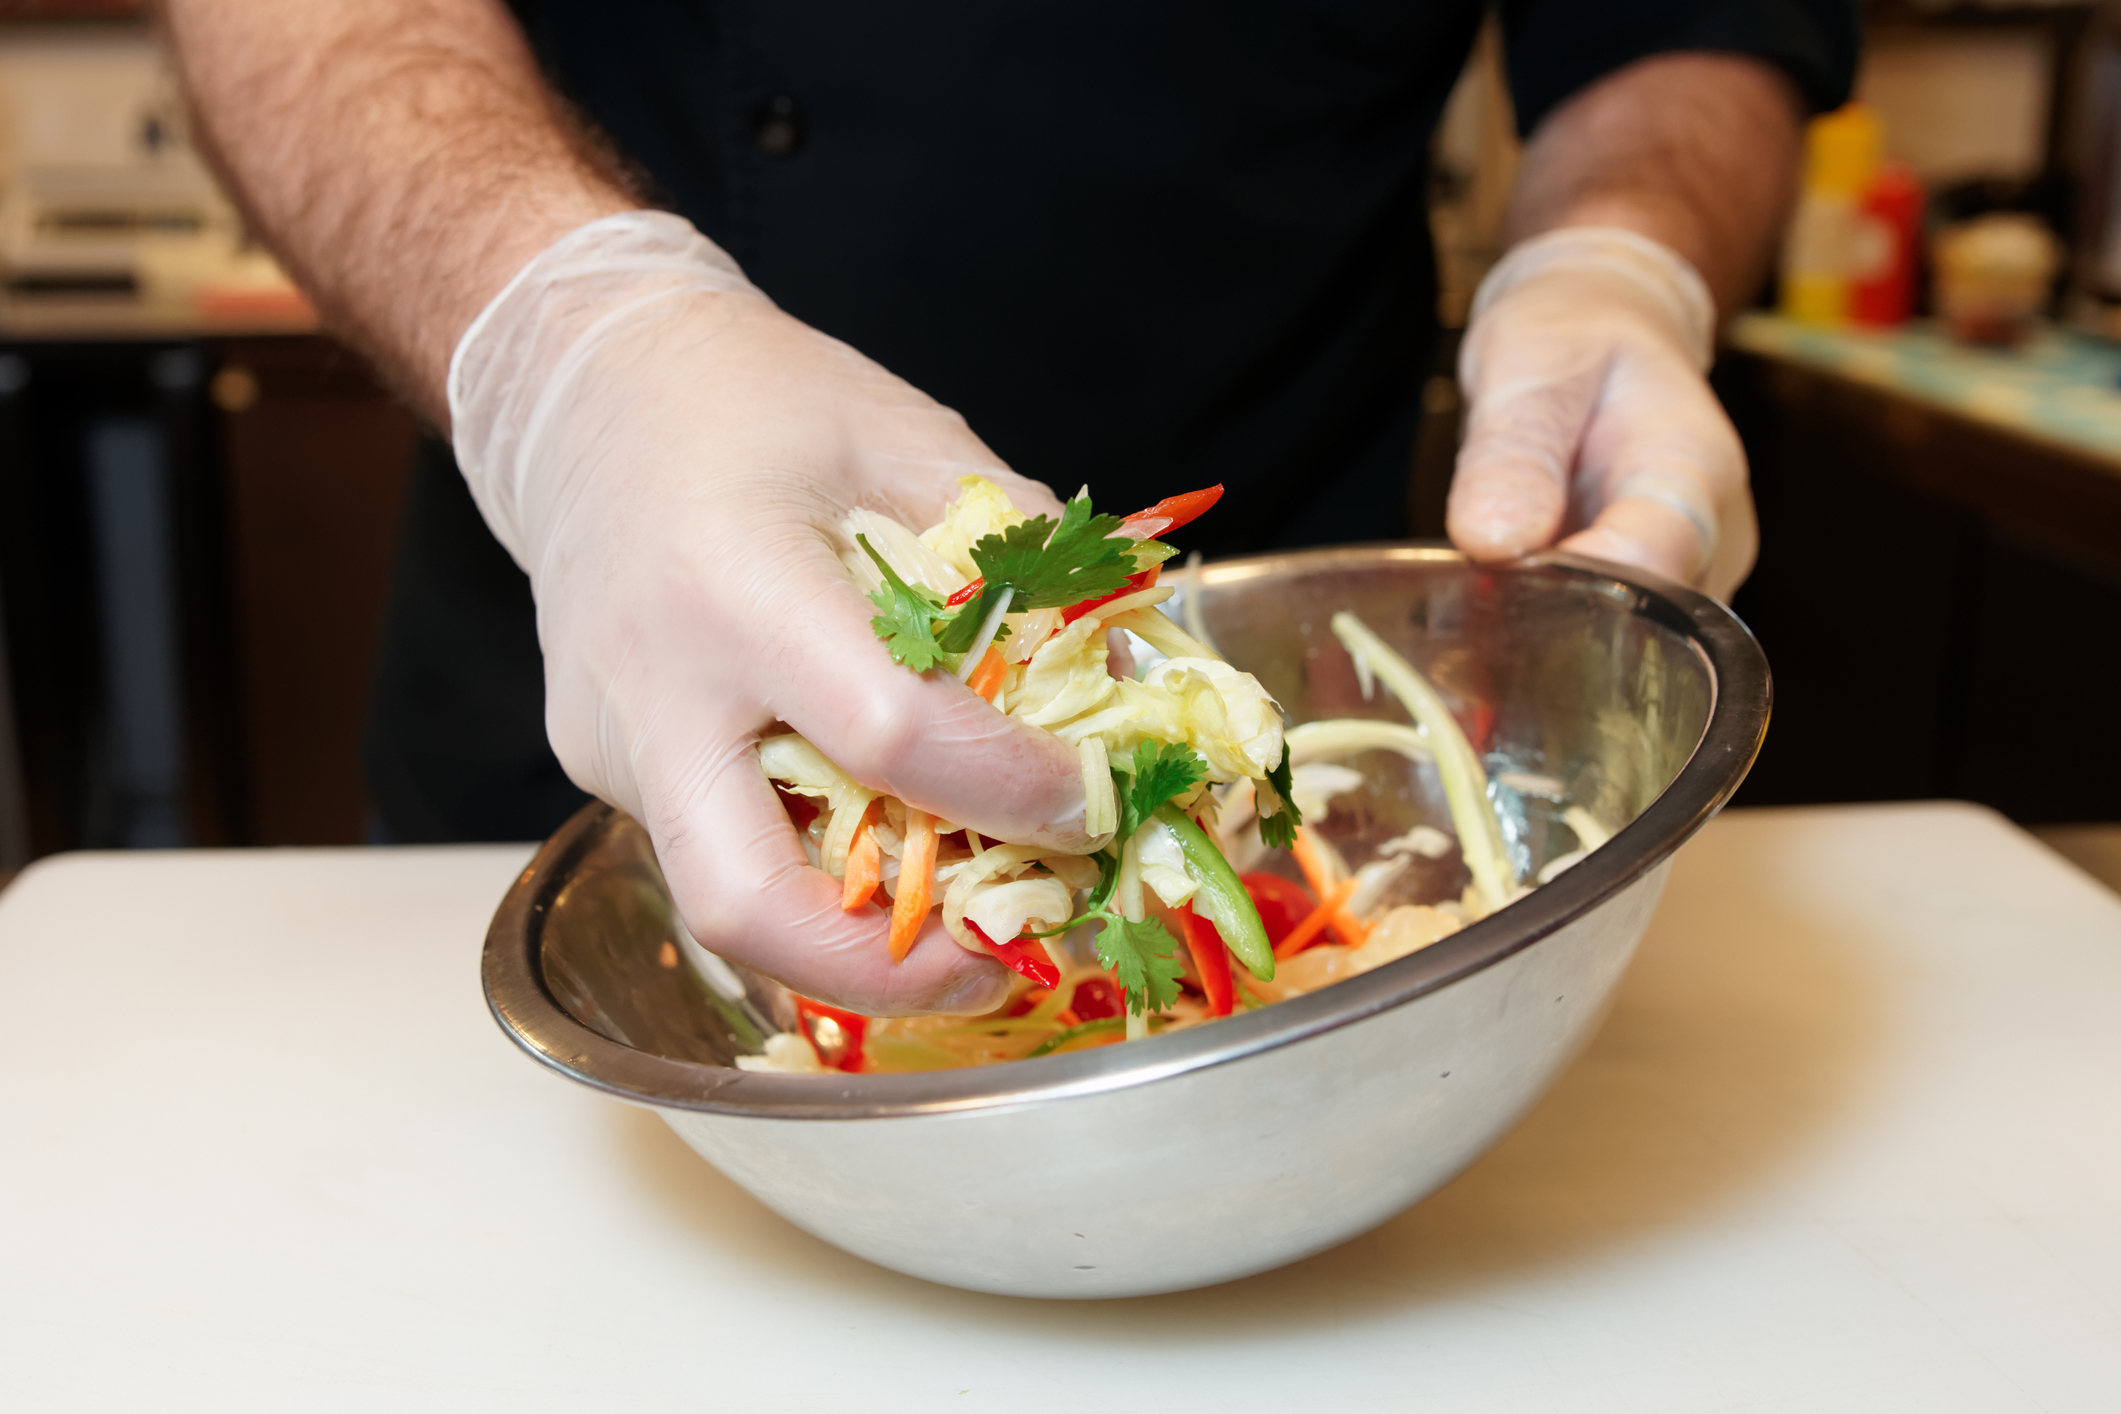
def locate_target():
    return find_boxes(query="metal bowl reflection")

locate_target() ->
[483,547,1769,1297]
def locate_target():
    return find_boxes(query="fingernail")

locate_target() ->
[937,968,1012,1016]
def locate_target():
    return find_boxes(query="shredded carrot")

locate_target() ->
[840,817,882,911]
[1333,903,1373,947]
[1289,826,1335,898]
[966,645,1008,701]
[887,809,939,961]
[1290,826,1371,947]
[1274,878,1359,960]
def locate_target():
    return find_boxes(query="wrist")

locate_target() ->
[447,210,761,569]
[1467,226,1717,372]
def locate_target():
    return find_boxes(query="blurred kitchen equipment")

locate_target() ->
[0,25,305,318]
[483,547,1770,1298]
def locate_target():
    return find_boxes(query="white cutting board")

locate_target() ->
[0,802,2116,1412]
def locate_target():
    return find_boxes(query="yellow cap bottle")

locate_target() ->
[1781,103,1884,325]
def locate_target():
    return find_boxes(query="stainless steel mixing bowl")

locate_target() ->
[484,547,1769,1298]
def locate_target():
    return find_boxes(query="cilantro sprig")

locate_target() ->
[858,534,950,671]
[1020,741,1207,1017]
[937,493,1139,653]
[1093,914,1188,1017]
[1112,740,1207,841]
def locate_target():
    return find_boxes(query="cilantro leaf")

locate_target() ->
[1257,740,1302,850]
[965,493,1141,622]
[858,534,949,671]
[935,493,1146,652]
[1092,914,1187,1016]
[990,494,1139,611]
[1111,740,1207,842]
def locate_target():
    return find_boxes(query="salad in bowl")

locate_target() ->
[743,477,1608,1074]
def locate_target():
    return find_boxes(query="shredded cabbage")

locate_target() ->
[840,508,968,600]
[920,474,1026,581]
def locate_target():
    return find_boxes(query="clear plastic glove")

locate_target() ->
[1447,226,1756,601]
[450,211,1088,1015]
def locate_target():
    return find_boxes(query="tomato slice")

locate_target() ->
[1240,872,1316,949]
[1068,975,1126,1021]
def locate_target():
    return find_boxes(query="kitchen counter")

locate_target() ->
[1729,312,2121,472]
[2,802,2116,1411]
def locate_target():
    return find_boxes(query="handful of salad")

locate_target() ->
[747,477,1567,1073]
[758,478,1296,1027]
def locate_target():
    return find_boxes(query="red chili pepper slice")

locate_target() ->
[1175,903,1235,1017]
[1239,872,1316,949]
[967,923,1060,989]
[793,997,869,1073]
[1060,564,1161,625]
[1123,484,1224,534]
[948,486,1219,624]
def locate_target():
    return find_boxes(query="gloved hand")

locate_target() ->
[450,211,1087,1015]
[1446,226,1756,601]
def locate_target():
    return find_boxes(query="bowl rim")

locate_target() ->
[482,546,1770,1120]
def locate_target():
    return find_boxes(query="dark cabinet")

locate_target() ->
[0,333,416,857]
[1718,347,2121,823]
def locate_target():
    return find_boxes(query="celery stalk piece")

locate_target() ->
[1284,719,1433,769]
[1563,805,1613,852]
[1102,606,1219,664]
[1177,551,1225,661]
[1115,828,1146,922]
[1327,612,1514,916]
[1078,736,1117,840]
[955,585,1016,681]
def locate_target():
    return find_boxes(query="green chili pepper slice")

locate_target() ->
[1155,804,1274,981]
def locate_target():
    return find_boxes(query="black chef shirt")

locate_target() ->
[364,0,1857,843]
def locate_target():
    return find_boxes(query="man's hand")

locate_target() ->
[166,1,1081,1013]
[1447,53,1804,601]
[1448,225,1755,598]
[453,214,1088,1014]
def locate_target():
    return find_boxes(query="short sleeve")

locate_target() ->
[1500,0,1861,137]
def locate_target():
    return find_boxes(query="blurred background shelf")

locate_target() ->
[1714,323,2121,823]
[0,330,415,861]
[5,5,2121,873]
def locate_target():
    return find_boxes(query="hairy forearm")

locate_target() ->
[162,0,636,425]
[1505,52,1803,316]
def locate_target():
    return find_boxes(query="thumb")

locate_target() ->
[642,725,1015,1016]
[760,562,1092,850]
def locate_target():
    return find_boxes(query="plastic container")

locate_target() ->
[1933,213,2058,347]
